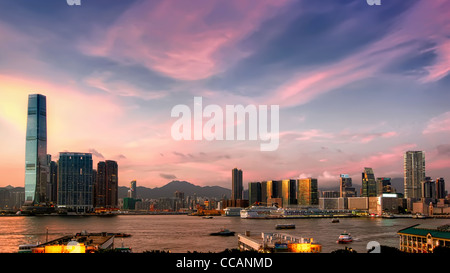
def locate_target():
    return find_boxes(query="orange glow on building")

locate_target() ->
[288,243,322,253]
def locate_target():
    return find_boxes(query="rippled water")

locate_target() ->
[0,215,448,253]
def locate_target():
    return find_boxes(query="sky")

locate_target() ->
[0,0,449,192]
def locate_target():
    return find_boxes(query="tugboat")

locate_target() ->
[209,228,235,236]
[275,224,295,230]
[337,232,353,243]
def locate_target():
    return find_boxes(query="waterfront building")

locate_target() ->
[95,160,119,208]
[404,151,425,199]
[129,180,137,199]
[319,197,347,210]
[376,177,393,195]
[436,177,446,199]
[48,159,58,203]
[248,182,262,206]
[361,168,377,197]
[421,177,436,200]
[339,174,356,197]
[24,94,49,205]
[57,152,93,212]
[281,179,297,207]
[231,168,243,200]
[398,224,450,253]
[322,191,340,198]
[95,161,106,207]
[297,178,318,206]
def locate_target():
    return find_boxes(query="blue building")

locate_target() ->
[24,94,48,205]
[57,152,93,212]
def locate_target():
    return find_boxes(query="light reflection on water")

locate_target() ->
[0,215,448,253]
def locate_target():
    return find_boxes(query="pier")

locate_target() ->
[238,232,322,253]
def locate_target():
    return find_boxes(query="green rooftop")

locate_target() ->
[398,224,450,239]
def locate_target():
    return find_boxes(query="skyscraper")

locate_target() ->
[297,178,318,206]
[281,179,297,207]
[339,174,356,197]
[404,151,425,199]
[231,168,243,200]
[57,152,93,212]
[128,180,137,199]
[248,182,261,205]
[24,94,48,205]
[436,178,446,199]
[361,167,377,197]
[94,161,107,207]
[105,160,118,208]
[421,177,436,200]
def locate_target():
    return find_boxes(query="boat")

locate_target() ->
[412,213,426,219]
[331,218,340,223]
[337,232,353,243]
[240,206,279,219]
[18,243,39,253]
[209,229,235,236]
[275,224,295,230]
[202,216,214,219]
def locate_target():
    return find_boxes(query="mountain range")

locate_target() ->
[118,180,232,200]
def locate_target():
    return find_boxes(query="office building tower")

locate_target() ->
[377,177,393,195]
[95,160,118,208]
[231,168,243,200]
[24,94,49,205]
[281,179,297,207]
[95,161,106,207]
[422,177,436,200]
[361,167,377,197]
[298,178,318,206]
[404,151,425,199]
[129,180,137,199]
[105,160,118,208]
[248,182,262,205]
[436,178,446,199]
[48,160,58,203]
[57,152,93,212]
[340,174,356,197]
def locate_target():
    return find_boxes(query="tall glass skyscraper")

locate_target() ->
[231,168,243,200]
[361,167,377,197]
[24,94,48,205]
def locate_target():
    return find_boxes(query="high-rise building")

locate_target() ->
[231,168,243,200]
[105,160,118,208]
[361,167,377,197]
[422,177,436,200]
[339,174,356,197]
[57,152,93,212]
[436,178,446,199]
[298,178,318,206]
[376,177,393,195]
[48,159,58,203]
[24,94,49,205]
[95,161,106,207]
[248,182,262,205]
[281,179,297,207]
[128,180,137,199]
[404,151,425,199]
[94,160,118,208]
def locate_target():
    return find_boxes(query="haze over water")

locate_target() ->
[1,215,448,253]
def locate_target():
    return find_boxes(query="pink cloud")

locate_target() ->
[80,0,292,81]
[423,112,450,135]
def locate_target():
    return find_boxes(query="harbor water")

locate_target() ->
[0,215,448,253]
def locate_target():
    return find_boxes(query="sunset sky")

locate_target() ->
[1,0,449,191]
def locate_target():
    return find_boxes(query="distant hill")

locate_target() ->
[119,180,231,200]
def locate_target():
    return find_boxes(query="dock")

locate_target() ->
[238,231,321,253]
[30,231,115,253]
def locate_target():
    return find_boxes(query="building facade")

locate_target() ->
[231,168,243,200]
[24,94,49,205]
[361,167,377,197]
[398,224,450,253]
[404,151,425,199]
[297,178,318,206]
[57,153,93,212]
[339,174,356,198]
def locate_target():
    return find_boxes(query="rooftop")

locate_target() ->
[398,224,450,239]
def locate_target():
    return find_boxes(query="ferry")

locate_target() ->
[210,229,235,236]
[337,232,353,244]
[18,243,39,253]
[240,206,279,219]
[275,224,295,230]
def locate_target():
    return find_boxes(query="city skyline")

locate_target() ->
[1,0,450,190]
